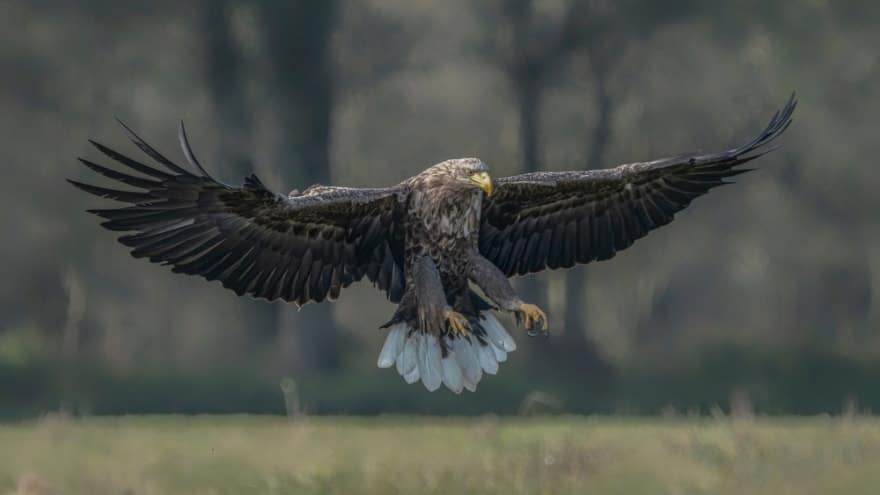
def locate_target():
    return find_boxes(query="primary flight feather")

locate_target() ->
[70,94,796,393]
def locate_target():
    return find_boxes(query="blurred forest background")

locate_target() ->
[1,0,878,418]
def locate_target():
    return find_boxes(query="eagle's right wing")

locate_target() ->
[70,122,406,305]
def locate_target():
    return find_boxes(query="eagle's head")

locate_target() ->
[421,157,494,197]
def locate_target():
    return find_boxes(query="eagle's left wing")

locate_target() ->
[70,122,406,305]
[480,95,796,276]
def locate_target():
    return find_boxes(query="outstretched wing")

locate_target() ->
[480,94,796,276]
[70,122,406,305]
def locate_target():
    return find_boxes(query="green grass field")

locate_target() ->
[2,415,880,494]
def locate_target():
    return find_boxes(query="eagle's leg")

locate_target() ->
[413,255,470,336]
[468,252,549,335]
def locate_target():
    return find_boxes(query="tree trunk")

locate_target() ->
[558,63,614,372]
[514,74,548,315]
[201,0,280,344]
[202,0,252,178]
[259,0,341,373]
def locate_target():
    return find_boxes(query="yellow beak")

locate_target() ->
[469,172,494,197]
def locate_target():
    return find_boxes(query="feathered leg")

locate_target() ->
[413,255,470,335]
[468,252,548,335]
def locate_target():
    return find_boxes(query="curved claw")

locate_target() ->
[527,327,551,338]
[445,310,471,336]
[516,303,548,336]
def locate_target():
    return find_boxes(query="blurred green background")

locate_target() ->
[1,0,879,419]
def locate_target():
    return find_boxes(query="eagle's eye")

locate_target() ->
[468,171,494,197]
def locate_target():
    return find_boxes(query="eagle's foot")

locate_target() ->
[516,303,548,337]
[445,310,471,336]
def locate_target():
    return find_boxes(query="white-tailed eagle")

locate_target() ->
[70,95,796,393]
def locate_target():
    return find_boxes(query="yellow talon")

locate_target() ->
[445,310,471,336]
[518,303,548,333]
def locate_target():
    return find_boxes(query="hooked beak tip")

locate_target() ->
[470,172,494,197]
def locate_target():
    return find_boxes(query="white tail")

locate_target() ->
[377,312,516,393]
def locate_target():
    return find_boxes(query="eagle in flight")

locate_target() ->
[70,95,796,393]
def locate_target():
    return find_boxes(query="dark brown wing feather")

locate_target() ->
[70,122,406,305]
[480,94,797,276]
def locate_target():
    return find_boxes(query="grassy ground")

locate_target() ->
[1,415,880,494]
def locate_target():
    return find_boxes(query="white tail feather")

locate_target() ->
[377,324,406,368]
[421,335,443,391]
[397,335,418,376]
[404,364,420,384]
[491,343,508,363]
[378,310,514,392]
[442,354,464,393]
[462,377,477,392]
[481,313,517,352]
[477,342,499,375]
[453,337,482,390]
